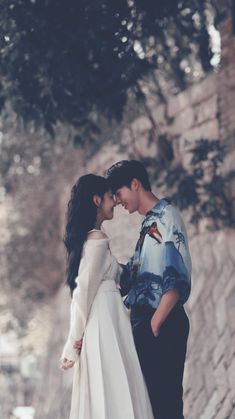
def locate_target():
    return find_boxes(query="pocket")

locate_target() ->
[146,317,157,338]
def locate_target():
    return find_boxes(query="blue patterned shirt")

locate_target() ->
[120,199,192,312]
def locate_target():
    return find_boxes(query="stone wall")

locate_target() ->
[87,17,235,419]
[33,17,235,419]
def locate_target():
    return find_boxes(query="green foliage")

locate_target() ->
[0,0,215,134]
[143,137,235,229]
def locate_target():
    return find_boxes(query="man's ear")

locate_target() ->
[93,194,102,207]
[131,178,140,191]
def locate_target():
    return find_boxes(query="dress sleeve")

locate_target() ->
[61,239,111,362]
[119,255,136,297]
[161,206,192,304]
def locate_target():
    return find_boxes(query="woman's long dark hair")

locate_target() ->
[64,174,110,296]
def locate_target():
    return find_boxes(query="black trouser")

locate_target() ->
[131,304,190,419]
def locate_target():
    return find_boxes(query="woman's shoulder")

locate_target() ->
[87,230,108,240]
[84,230,109,246]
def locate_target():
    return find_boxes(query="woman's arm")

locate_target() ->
[60,236,110,365]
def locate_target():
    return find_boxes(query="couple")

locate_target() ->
[60,160,192,419]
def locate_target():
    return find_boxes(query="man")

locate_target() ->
[106,160,192,419]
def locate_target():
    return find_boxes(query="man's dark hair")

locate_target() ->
[106,160,151,193]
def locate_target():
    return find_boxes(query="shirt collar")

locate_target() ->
[145,198,170,218]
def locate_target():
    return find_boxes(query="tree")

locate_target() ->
[142,137,235,230]
[0,0,221,134]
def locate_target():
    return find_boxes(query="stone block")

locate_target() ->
[187,273,205,310]
[227,353,235,390]
[214,359,230,403]
[189,74,218,105]
[203,358,216,399]
[167,107,195,135]
[131,115,152,133]
[213,329,230,366]
[151,104,166,126]
[183,359,192,388]
[199,391,220,419]
[190,390,208,419]
[167,91,190,118]
[227,66,235,87]
[202,298,215,334]
[186,329,195,354]
[211,232,229,277]
[123,117,159,158]
[215,299,227,336]
[184,390,194,419]
[120,127,133,147]
[225,333,235,366]
[213,393,234,419]
[223,260,235,297]
[181,149,193,170]
[179,119,219,164]
[134,136,159,158]
[190,303,205,338]
[199,242,216,276]
[228,120,235,136]
[226,89,235,108]
[189,360,204,398]
[200,328,217,364]
[226,287,235,335]
[212,278,226,305]
[212,257,233,303]
[195,94,218,125]
[179,119,219,154]
[220,150,235,176]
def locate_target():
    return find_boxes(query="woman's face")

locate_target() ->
[100,190,116,220]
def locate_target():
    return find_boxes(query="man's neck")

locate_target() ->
[137,192,159,216]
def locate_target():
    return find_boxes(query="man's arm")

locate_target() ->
[151,289,179,337]
[150,205,191,336]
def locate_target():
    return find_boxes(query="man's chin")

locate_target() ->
[122,205,134,214]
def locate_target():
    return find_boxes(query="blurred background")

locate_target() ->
[0,1,235,418]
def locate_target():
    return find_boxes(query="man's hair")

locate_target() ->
[106,160,151,193]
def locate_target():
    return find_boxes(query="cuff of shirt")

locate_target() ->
[162,276,190,304]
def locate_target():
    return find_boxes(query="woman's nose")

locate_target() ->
[115,196,121,205]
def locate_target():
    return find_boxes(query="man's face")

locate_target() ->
[114,182,139,214]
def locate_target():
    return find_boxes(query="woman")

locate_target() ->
[60,174,154,419]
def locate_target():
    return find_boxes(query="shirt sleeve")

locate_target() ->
[61,239,111,362]
[161,205,192,304]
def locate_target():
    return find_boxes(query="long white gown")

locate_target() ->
[61,233,154,419]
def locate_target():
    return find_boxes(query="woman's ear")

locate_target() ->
[93,194,102,208]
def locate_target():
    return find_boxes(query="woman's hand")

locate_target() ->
[73,338,83,355]
[60,358,75,371]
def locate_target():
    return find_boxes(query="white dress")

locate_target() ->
[61,233,154,419]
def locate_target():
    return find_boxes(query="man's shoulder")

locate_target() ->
[150,200,183,228]
[143,199,183,230]
[164,201,182,218]
[150,198,172,220]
